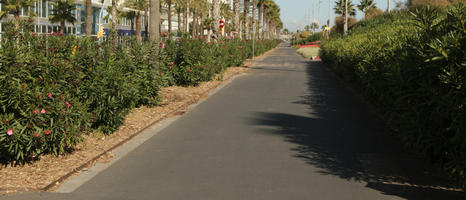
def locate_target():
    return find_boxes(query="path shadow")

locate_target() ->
[249,61,465,199]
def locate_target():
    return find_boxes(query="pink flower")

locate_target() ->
[44,130,51,135]
[41,109,46,114]
[33,109,39,115]
[47,93,52,98]
[65,101,71,108]
[6,129,13,136]
[187,68,192,73]
[169,62,174,66]
[161,44,166,49]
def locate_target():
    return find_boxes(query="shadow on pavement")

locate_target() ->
[250,61,465,200]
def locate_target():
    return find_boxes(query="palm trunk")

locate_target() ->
[86,0,92,36]
[144,9,149,40]
[60,21,65,34]
[199,15,203,36]
[212,0,220,39]
[263,10,267,39]
[14,12,20,32]
[167,0,172,34]
[183,6,188,32]
[252,0,256,40]
[136,12,142,42]
[177,6,181,33]
[243,0,249,39]
[233,0,240,38]
[131,19,135,35]
[258,3,262,40]
[191,9,197,38]
[150,0,160,42]
[111,0,118,46]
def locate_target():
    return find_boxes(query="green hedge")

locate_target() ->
[0,21,281,162]
[291,32,323,45]
[320,4,466,185]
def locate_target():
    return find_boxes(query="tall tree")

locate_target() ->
[257,0,264,39]
[0,0,35,31]
[144,8,149,39]
[121,11,136,35]
[233,0,240,37]
[50,0,77,34]
[334,0,356,33]
[162,0,173,34]
[126,0,149,41]
[357,0,376,19]
[150,0,160,41]
[110,0,118,46]
[86,0,92,36]
[243,0,249,39]
[175,3,182,32]
[252,0,256,39]
[211,0,220,39]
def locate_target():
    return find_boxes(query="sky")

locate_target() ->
[274,0,406,32]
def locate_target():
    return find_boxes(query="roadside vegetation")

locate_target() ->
[0,21,280,163]
[320,2,466,186]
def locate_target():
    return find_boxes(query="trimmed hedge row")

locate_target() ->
[0,21,281,162]
[320,4,465,185]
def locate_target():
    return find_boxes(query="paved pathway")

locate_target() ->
[4,44,464,200]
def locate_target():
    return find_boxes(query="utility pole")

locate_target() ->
[344,0,348,35]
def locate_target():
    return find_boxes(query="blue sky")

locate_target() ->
[274,0,406,32]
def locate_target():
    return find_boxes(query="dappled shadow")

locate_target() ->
[249,61,465,199]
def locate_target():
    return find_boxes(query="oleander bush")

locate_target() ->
[0,21,280,162]
[320,3,466,185]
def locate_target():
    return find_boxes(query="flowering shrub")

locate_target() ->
[0,21,279,162]
[0,23,91,161]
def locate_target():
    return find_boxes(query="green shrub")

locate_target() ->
[0,20,280,162]
[320,3,466,185]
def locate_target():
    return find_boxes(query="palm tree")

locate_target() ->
[220,2,232,34]
[126,0,149,41]
[233,0,240,37]
[252,0,256,39]
[50,0,77,34]
[0,0,35,31]
[85,0,92,36]
[257,0,265,39]
[334,0,356,34]
[121,10,136,35]
[162,0,173,34]
[357,0,376,19]
[175,3,182,33]
[211,0,220,39]
[110,0,119,46]
[150,0,160,41]
[243,0,249,39]
[195,0,209,36]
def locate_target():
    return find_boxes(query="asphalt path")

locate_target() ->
[4,43,464,200]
